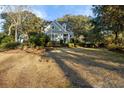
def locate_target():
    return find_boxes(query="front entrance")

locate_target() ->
[63,33,68,43]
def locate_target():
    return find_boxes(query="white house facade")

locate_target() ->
[44,21,74,43]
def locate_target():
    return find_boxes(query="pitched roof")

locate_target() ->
[55,21,71,31]
[44,20,72,33]
[57,21,66,25]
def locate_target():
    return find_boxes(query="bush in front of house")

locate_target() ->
[47,42,53,47]
[39,33,50,47]
[1,35,14,44]
[0,35,15,49]
[68,43,75,48]
[70,38,85,47]
[70,38,74,43]
[107,43,124,51]
[28,32,50,47]
[4,42,20,49]
[0,33,6,44]
[60,39,64,46]
[84,41,96,48]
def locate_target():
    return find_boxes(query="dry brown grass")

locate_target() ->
[0,49,70,88]
[47,48,124,88]
[0,47,124,88]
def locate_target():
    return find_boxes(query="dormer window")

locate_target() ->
[52,26,54,29]
[62,23,66,29]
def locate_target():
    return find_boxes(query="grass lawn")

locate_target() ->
[0,47,124,87]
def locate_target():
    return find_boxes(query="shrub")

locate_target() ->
[74,38,79,44]
[98,43,106,48]
[29,35,36,47]
[75,41,86,47]
[84,42,95,48]
[68,43,75,48]
[0,33,6,44]
[47,42,53,47]
[39,33,50,47]
[0,35,14,49]
[1,42,20,49]
[107,43,118,50]
[70,38,74,43]
[28,32,50,47]
[1,35,14,44]
[60,39,64,46]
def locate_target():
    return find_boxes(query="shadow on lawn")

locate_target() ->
[64,48,124,64]
[61,49,124,78]
[47,48,124,87]
[48,51,93,88]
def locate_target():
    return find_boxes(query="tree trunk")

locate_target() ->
[15,25,18,42]
[8,24,15,36]
[115,31,118,45]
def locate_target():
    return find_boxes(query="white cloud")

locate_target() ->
[63,5,93,16]
[31,8,47,19]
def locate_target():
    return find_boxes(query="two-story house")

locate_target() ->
[44,21,74,43]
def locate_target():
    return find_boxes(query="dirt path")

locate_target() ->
[0,48,124,87]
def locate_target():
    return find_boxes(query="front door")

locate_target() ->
[63,33,68,43]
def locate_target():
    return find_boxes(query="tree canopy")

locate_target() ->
[92,5,124,45]
[57,15,93,37]
[1,9,45,41]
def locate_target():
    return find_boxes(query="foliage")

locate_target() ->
[68,43,75,48]
[28,32,50,47]
[60,39,64,46]
[3,42,20,49]
[107,43,117,50]
[0,6,30,42]
[21,11,46,33]
[47,42,53,47]
[70,38,74,43]
[0,33,6,44]
[1,35,14,44]
[1,10,45,42]
[57,15,93,37]
[0,34,14,48]
[92,5,124,45]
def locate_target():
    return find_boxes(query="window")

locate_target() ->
[64,34,68,37]
[52,26,54,29]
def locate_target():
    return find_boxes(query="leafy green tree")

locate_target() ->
[21,11,45,34]
[92,5,124,45]
[57,15,93,37]
[0,6,30,42]
[1,11,45,41]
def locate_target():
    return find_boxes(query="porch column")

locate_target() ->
[54,33,55,41]
[51,30,52,41]
[68,34,70,42]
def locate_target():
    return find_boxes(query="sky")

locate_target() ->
[0,5,93,32]
[32,5,93,21]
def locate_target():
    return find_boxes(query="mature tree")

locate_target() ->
[21,11,45,34]
[57,15,93,37]
[0,5,30,42]
[92,5,124,45]
[1,7,45,42]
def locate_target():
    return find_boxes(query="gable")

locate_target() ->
[51,22,63,31]
[44,21,73,35]
[44,21,66,33]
